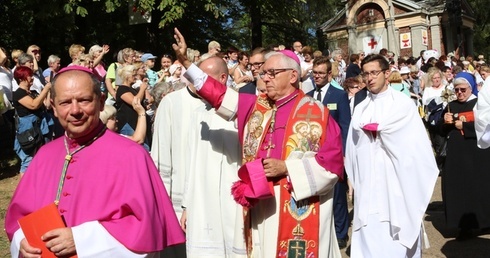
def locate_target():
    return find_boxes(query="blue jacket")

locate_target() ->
[307,79,351,154]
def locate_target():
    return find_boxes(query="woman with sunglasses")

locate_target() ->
[438,76,490,241]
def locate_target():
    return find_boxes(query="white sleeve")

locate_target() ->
[9,223,159,258]
[475,79,490,149]
[184,64,208,91]
[10,229,24,258]
[72,221,159,257]
[285,153,339,201]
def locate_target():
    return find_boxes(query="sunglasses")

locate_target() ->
[454,87,468,93]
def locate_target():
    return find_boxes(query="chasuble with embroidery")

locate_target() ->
[186,64,344,258]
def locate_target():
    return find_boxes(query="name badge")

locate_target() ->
[327,103,337,110]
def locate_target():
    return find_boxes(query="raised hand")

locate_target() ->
[171,28,191,69]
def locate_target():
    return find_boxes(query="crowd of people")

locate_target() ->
[1,27,490,257]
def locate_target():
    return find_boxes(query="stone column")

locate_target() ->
[411,24,428,56]
[348,25,358,54]
[430,15,442,52]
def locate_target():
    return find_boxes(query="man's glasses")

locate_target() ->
[312,71,328,77]
[454,87,468,93]
[361,70,386,79]
[259,68,293,79]
[250,62,264,68]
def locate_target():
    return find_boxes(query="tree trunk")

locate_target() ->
[250,0,262,49]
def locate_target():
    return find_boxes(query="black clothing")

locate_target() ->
[439,98,490,230]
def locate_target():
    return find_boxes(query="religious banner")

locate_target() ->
[400,33,412,49]
[421,30,428,46]
[363,36,383,55]
[128,0,151,25]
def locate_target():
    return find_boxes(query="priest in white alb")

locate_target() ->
[172,28,344,258]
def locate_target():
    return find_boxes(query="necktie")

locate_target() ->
[316,88,322,102]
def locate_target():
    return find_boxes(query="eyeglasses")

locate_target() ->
[259,68,293,79]
[250,62,264,68]
[312,71,328,77]
[454,87,469,93]
[162,54,172,59]
[32,49,40,54]
[361,70,386,79]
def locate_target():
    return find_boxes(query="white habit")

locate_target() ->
[151,87,204,217]
[475,76,490,149]
[345,87,438,257]
[182,102,244,257]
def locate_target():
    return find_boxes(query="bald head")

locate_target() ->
[198,56,228,84]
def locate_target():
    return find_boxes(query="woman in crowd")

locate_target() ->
[481,65,490,89]
[89,44,110,82]
[115,65,151,149]
[100,97,148,145]
[422,68,447,106]
[232,51,253,86]
[422,67,449,171]
[388,70,411,97]
[157,54,173,82]
[12,66,51,177]
[439,77,490,240]
[342,76,362,115]
[42,55,60,82]
[331,49,346,85]
[1,47,15,146]
[68,44,85,66]
[75,54,94,69]
[105,48,135,105]
[300,46,314,81]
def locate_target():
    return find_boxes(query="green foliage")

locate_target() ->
[1,0,487,68]
[467,0,490,57]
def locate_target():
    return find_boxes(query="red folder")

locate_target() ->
[18,203,74,258]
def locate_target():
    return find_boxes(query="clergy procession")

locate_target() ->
[2,21,490,258]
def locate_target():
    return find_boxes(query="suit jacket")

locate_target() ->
[345,63,361,79]
[239,81,257,95]
[353,87,368,109]
[307,81,351,153]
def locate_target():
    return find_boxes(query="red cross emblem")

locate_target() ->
[368,38,378,49]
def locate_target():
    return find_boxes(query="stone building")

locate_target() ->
[320,0,475,58]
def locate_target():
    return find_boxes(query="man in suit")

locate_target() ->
[307,56,351,248]
[239,47,268,95]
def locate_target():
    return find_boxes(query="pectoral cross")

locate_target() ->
[297,107,321,123]
[264,105,278,158]
[263,142,275,157]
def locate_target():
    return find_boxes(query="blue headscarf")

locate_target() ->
[454,72,478,96]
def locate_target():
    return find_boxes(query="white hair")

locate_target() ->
[89,45,103,58]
